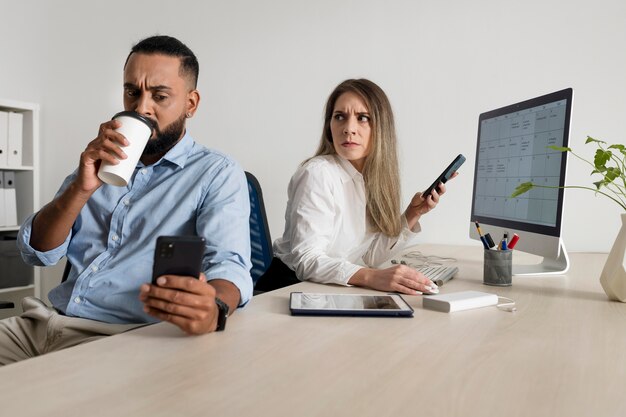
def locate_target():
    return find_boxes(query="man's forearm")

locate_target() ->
[208,279,241,316]
[30,182,94,251]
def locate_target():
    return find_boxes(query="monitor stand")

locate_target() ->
[513,240,569,276]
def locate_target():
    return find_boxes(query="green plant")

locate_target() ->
[511,136,626,211]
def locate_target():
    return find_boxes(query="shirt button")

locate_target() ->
[112,234,119,241]
[140,168,147,175]
[74,297,81,304]
[92,265,98,272]
[123,199,130,206]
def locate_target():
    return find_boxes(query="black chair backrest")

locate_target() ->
[61,171,273,287]
[245,171,273,286]
[61,259,71,283]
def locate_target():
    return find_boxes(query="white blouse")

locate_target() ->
[273,155,421,286]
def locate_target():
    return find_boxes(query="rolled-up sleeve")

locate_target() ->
[17,173,77,267]
[196,160,253,306]
[17,212,71,266]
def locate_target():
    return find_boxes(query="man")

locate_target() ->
[0,35,252,365]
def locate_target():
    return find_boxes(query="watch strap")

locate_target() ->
[214,296,229,331]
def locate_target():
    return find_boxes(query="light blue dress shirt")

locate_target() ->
[18,133,253,324]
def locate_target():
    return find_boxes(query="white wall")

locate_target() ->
[2,0,625,287]
[0,2,45,103]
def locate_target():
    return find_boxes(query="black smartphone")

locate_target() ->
[152,236,206,284]
[423,154,466,196]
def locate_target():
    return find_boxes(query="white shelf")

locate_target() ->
[0,98,40,302]
[0,284,34,294]
[0,165,34,171]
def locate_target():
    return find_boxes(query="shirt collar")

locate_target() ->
[334,155,363,183]
[141,131,195,169]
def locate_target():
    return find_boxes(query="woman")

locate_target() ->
[262,79,450,295]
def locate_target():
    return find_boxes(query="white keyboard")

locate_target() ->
[414,265,458,286]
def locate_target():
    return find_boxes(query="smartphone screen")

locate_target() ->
[152,236,206,284]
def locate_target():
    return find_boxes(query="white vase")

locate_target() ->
[600,213,626,302]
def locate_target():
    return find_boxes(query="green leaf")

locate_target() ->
[594,149,611,169]
[586,136,606,144]
[593,180,604,190]
[511,182,534,197]
[608,144,626,157]
[605,167,621,183]
[547,145,571,152]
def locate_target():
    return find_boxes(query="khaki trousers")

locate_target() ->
[0,297,144,366]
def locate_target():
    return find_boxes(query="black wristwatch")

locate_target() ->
[214,297,229,331]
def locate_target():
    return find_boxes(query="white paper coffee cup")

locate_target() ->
[97,111,154,187]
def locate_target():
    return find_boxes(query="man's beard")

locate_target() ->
[142,113,186,157]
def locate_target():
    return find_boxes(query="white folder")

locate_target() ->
[3,171,17,226]
[7,112,23,167]
[0,171,5,227]
[0,111,8,167]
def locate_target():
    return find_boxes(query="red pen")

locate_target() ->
[508,233,520,250]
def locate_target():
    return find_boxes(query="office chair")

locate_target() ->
[1,238,19,309]
[56,172,274,294]
[245,171,273,288]
[61,259,71,282]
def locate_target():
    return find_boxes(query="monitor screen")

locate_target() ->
[470,88,573,275]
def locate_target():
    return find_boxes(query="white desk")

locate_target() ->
[1,245,625,417]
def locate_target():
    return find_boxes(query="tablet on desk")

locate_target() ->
[290,292,414,317]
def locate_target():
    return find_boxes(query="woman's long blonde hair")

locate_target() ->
[311,79,402,237]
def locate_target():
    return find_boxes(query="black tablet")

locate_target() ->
[289,292,414,317]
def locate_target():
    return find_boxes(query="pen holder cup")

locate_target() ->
[483,249,513,286]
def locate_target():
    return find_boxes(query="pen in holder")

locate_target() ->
[483,249,513,286]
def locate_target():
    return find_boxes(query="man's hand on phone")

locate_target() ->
[139,274,239,335]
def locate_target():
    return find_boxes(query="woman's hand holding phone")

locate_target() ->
[404,182,448,229]
[404,154,464,229]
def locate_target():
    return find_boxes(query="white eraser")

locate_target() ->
[423,290,498,313]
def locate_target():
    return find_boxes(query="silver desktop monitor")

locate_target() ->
[469,88,573,275]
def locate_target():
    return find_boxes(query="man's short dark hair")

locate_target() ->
[124,35,199,88]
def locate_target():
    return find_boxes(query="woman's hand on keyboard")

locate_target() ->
[348,265,439,295]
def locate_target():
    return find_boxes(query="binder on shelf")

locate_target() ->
[0,171,5,227]
[7,112,23,167]
[3,171,17,226]
[0,111,8,167]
